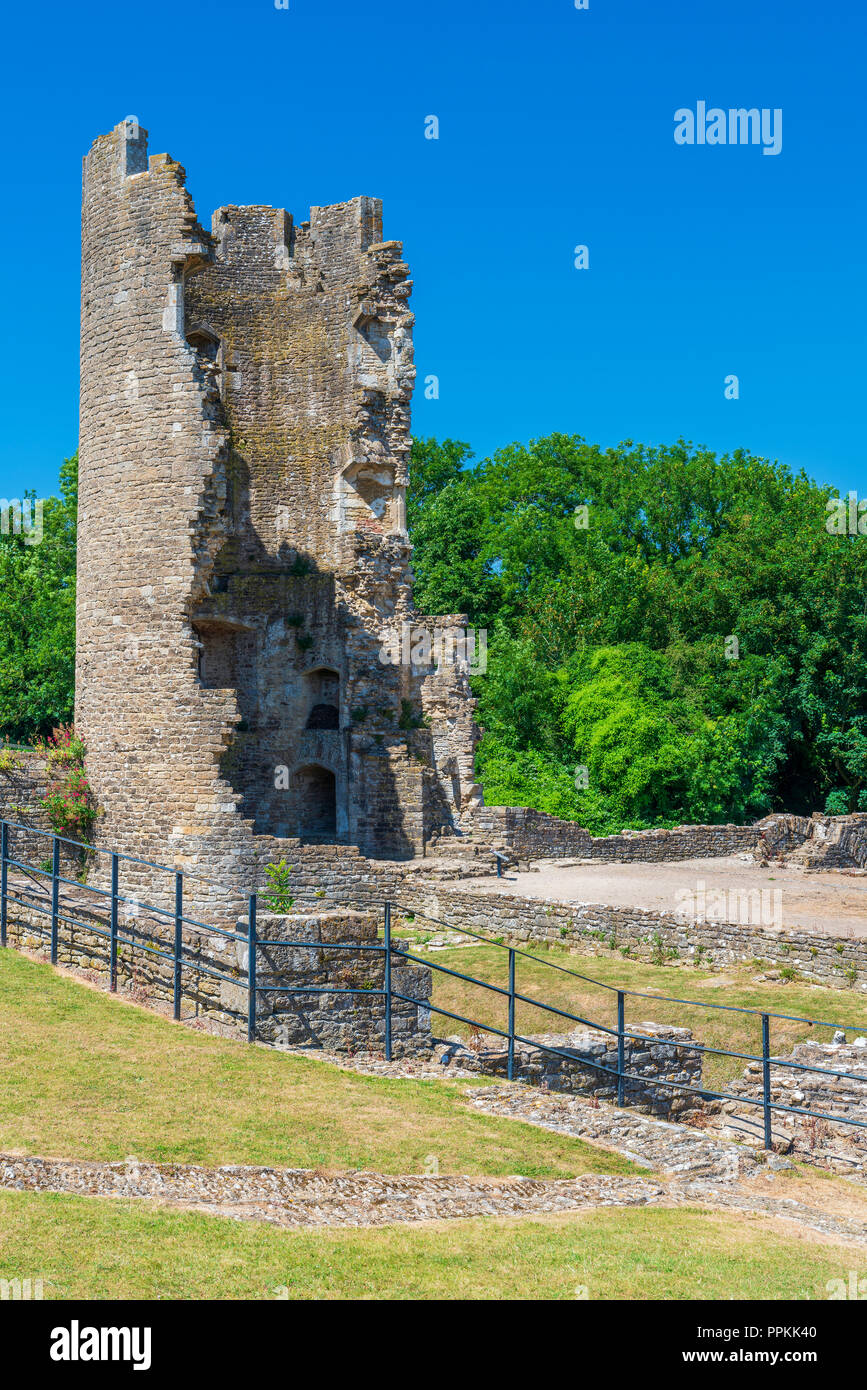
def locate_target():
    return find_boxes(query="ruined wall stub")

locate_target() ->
[77,118,480,901]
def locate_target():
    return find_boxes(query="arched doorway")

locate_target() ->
[295,764,337,838]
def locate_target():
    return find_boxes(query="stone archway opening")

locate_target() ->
[295,764,337,838]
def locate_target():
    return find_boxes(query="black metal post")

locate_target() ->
[507,948,516,1081]
[109,852,119,990]
[617,991,626,1106]
[383,901,392,1062]
[173,871,183,1020]
[495,853,503,878]
[247,892,257,1043]
[50,836,60,964]
[0,821,7,948]
[762,1013,773,1151]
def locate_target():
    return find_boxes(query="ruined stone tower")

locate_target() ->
[77,118,480,896]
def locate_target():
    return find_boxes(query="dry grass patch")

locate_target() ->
[406,933,867,1092]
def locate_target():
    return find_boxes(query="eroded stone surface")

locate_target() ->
[76,118,480,913]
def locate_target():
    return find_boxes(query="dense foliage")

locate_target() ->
[409,434,867,832]
[0,454,77,741]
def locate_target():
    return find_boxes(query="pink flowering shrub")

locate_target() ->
[38,725,98,842]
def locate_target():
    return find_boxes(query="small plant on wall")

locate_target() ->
[36,724,99,844]
[0,741,25,775]
[398,699,428,731]
[263,859,295,912]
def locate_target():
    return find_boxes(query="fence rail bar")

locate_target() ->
[0,818,253,898]
[507,948,516,1082]
[109,853,119,991]
[3,863,245,942]
[391,948,513,999]
[247,894,257,1044]
[762,1014,773,1150]
[617,991,625,1107]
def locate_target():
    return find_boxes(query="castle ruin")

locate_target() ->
[77,118,481,897]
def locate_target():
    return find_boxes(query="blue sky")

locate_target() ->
[2,0,865,501]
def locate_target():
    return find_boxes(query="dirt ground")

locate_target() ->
[456,857,867,939]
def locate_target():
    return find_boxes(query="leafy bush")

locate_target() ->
[263,860,295,913]
[38,725,98,843]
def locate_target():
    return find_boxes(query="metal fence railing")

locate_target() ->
[1,817,865,1152]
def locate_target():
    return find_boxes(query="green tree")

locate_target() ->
[0,453,77,741]
[407,433,867,826]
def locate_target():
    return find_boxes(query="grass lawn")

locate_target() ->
[0,948,630,1177]
[0,1188,855,1300]
[397,927,867,1092]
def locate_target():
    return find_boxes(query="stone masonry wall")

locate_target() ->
[400,884,867,995]
[242,910,431,1055]
[2,885,431,1055]
[442,1022,702,1119]
[465,805,762,862]
[181,839,867,998]
[463,806,867,869]
[0,751,85,875]
[723,1040,867,1173]
[76,117,479,915]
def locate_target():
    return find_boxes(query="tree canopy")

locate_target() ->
[0,454,77,742]
[408,434,867,832]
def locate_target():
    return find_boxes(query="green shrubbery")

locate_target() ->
[410,434,867,830]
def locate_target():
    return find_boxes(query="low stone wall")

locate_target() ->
[4,878,250,1033]
[225,910,431,1056]
[1,753,61,859]
[0,750,90,877]
[461,805,867,868]
[240,842,867,996]
[465,805,761,862]
[1,880,431,1056]
[441,1022,701,1119]
[722,1039,867,1173]
[791,815,867,870]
